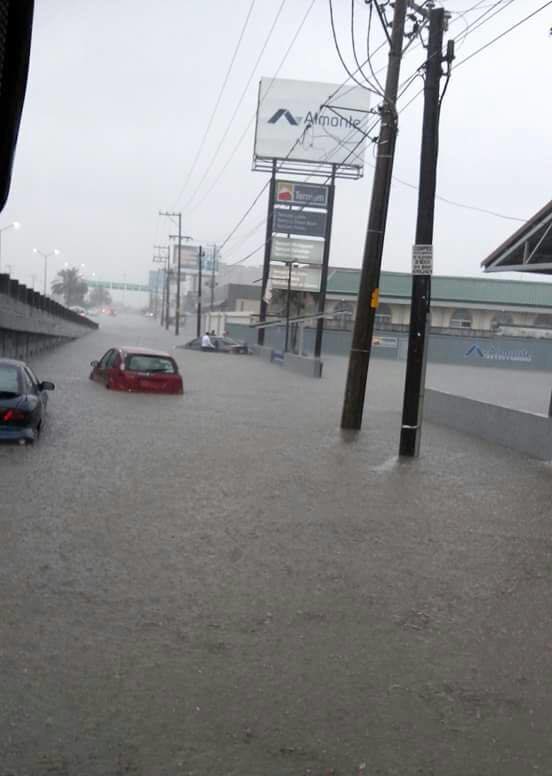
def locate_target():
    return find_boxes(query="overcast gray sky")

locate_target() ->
[2,0,551,294]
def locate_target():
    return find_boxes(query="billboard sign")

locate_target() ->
[254,78,371,170]
[270,264,321,292]
[275,180,329,208]
[173,244,200,270]
[273,209,326,238]
[270,236,324,265]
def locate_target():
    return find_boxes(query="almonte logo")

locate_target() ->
[267,108,362,131]
[465,344,485,358]
[268,109,300,126]
[465,342,532,363]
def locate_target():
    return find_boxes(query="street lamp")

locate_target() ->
[284,261,299,354]
[33,247,60,296]
[0,220,21,272]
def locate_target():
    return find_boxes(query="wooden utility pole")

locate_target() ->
[341,0,409,430]
[400,8,452,457]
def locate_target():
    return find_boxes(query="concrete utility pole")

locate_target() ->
[341,0,409,430]
[153,245,169,325]
[209,244,218,312]
[400,8,453,457]
[159,211,183,334]
[196,246,204,337]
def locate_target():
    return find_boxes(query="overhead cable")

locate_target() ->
[171,0,258,208]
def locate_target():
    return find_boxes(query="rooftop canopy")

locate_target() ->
[481,199,552,274]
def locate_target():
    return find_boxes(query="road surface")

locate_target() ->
[1,315,552,776]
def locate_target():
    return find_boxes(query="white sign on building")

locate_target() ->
[253,78,371,172]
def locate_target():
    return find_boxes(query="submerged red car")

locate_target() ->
[89,347,183,394]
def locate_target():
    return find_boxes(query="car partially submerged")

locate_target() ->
[182,335,249,354]
[0,358,55,443]
[89,347,183,394]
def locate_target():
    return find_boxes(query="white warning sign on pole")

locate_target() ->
[412,244,433,275]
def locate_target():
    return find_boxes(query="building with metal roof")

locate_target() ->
[211,266,552,334]
[326,269,552,332]
[482,199,552,274]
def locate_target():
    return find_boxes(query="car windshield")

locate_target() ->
[125,354,176,373]
[0,365,20,396]
[221,337,239,346]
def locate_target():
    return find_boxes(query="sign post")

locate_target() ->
[253,77,372,359]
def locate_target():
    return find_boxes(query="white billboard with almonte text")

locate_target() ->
[254,77,371,170]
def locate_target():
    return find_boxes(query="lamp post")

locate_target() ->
[0,221,21,272]
[284,261,299,354]
[33,247,60,296]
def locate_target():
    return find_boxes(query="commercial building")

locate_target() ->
[209,268,552,334]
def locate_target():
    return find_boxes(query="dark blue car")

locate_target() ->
[0,358,55,444]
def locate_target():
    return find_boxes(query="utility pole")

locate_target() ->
[341,0,408,430]
[153,245,169,326]
[209,244,217,312]
[196,246,204,337]
[400,8,451,457]
[159,211,183,335]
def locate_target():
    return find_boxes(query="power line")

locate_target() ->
[329,0,381,93]
[218,182,270,251]
[350,0,384,94]
[181,0,289,210]
[454,0,519,45]
[455,0,552,68]
[386,168,526,222]
[187,0,317,214]
[171,0,257,208]
[399,0,550,115]
[364,0,385,94]
[217,0,540,266]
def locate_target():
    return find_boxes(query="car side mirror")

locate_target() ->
[90,360,98,367]
[40,381,55,391]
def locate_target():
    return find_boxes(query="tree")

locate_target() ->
[88,286,112,308]
[51,267,88,307]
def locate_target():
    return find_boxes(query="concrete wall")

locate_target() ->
[425,389,552,461]
[227,322,552,372]
[0,273,98,359]
[252,345,323,378]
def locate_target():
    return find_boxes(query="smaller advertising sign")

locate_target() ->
[173,244,201,270]
[270,264,321,292]
[273,209,327,238]
[275,180,329,208]
[271,236,324,265]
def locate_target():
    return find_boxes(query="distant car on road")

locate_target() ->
[69,305,87,317]
[89,347,183,394]
[182,335,249,354]
[144,312,155,319]
[0,358,55,444]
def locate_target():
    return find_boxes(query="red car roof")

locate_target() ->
[119,346,173,357]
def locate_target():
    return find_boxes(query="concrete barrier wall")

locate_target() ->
[425,389,552,461]
[0,272,98,359]
[228,322,552,371]
[252,345,323,378]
